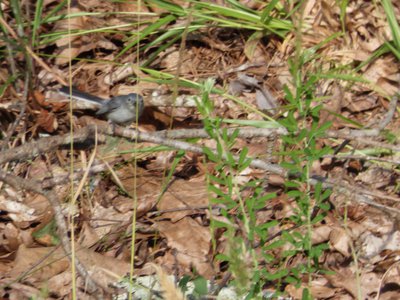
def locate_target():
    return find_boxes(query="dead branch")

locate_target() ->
[0,126,104,165]
[153,126,287,139]
[324,95,399,151]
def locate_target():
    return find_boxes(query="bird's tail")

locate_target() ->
[58,86,105,106]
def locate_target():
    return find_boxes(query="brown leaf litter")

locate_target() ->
[0,0,399,299]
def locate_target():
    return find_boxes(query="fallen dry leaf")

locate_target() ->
[36,109,58,133]
[156,217,214,277]
[329,227,351,257]
[157,178,209,222]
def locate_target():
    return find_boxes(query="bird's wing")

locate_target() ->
[95,98,121,115]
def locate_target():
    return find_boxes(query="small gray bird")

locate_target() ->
[58,86,144,125]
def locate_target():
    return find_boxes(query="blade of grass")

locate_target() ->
[116,14,176,58]
[32,0,44,47]
[382,0,400,51]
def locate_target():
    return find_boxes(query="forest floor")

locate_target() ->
[0,1,399,299]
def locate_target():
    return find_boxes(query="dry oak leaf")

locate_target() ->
[37,109,58,133]
[53,7,92,65]
[0,195,37,224]
[10,245,69,282]
[156,217,215,278]
[329,227,351,257]
[157,178,209,222]
[10,244,131,288]
[33,90,66,112]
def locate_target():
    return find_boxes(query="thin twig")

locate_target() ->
[324,131,400,152]
[0,126,104,165]
[324,95,399,152]
[147,205,223,217]
[322,154,400,165]
[114,126,287,177]
[377,95,398,131]
[153,127,287,139]
[42,163,108,189]
[309,176,400,215]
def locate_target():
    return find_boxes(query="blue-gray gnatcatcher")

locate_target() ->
[59,86,144,125]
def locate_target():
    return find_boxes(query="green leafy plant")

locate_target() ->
[195,27,335,299]
[197,79,279,298]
